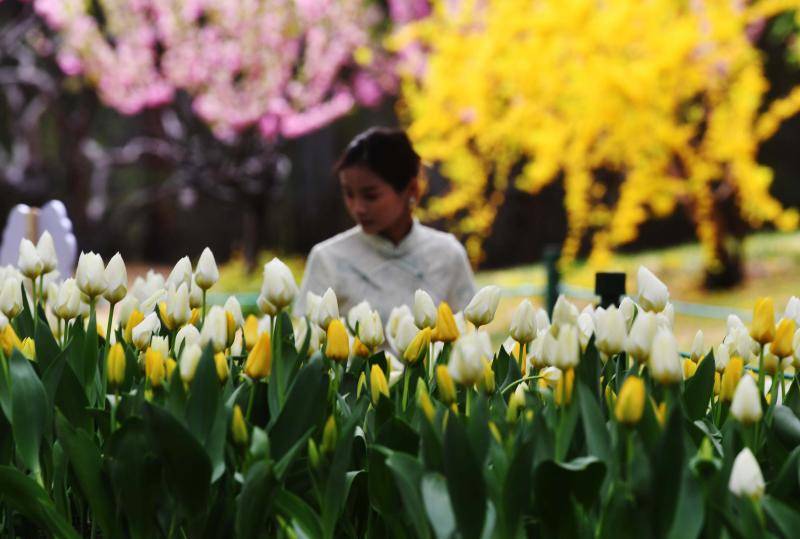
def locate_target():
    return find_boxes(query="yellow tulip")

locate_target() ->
[654,401,667,426]
[370,364,390,405]
[403,327,432,363]
[144,347,166,388]
[214,352,229,383]
[432,302,459,343]
[682,359,698,379]
[507,384,526,422]
[225,312,237,347]
[124,310,144,344]
[244,332,271,380]
[0,325,22,357]
[165,358,177,381]
[436,365,457,404]
[554,368,575,406]
[720,357,744,402]
[352,337,370,358]
[356,371,366,399]
[477,358,495,395]
[322,415,337,454]
[189,308,200,326]
[158,302,174,331]
[325,319,349,362]
[107,343,126,388]
[615,376,645,425]
[243,315,259,351]
[714,371,721,396]
[417,383,436,422]
[19,337,35,361]
[231,405,248,446]
[605,384,617,411]
[772,318,795,358]
[750,297,775,345]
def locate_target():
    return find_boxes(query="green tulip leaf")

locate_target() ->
[773,406,800,448]
[682,350,715,421]
[444,413,486,539]
[275,489,323,539]
[235,460,277,538]
[768,446,800,499]
[578,380,613,468]
[763,494,800,539]
[502,439,534,538]
[383,449,432,539]
[665,466,704,539]
[421,473,457,539]
[652,407,686,537]
[9,350,48,475]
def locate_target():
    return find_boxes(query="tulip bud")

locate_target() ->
[649,328,682,385]
[728,448,765,500]
[730,375,762,424]
[214,352,229,383]
[230,330,243,356]
[144,347,166,388]
[793,328,800,369]
[124,309,145,344]
[243,315,260,351]
[417,382,436,422]
[261,257,298,310]
[507,384,527,421]
[358,310,385,349]
[539,366,562,390]
[32,233,57,276]
[750,297,775,345]
[477,358,495,395]
[535,308,550,334]
[346,300,371,330]
[772,318,796,358]
[244,332,271,379]
[577,312,594,350]
[403,327,432,363]
[325,319,350,362]
[17,238,43,280]
[321,415,337,454]
[76,252,107,298]
[166,256,193,290]
[785,296,800,323]
[132,312,161,351]
[436,365,456,404]
[615,375,645,425]
[393,315,418,356]
[413,290,437,329]
[637,266,669,313]
[448,332,488,386]
[625,311,657,362]
[314,288,339,330]
[432,302,459,343]
[0,325,22,357]
[509,299,536,343]
[464,285,501,328]
[595,306,626,356]
[189,276,203,309]
[682,359,698,379]
[107,343,126,388]
[200,306,228,353]
[149,335,169,358]
[356,371,367,399]
[619,296,636,329]
[231,405,248,446]
[166,283,191,329]
[370,364,390,405]
[720,357,744,402]
[0,277,23,318]
[690,330,705,362]
[554,368,575,406]
[195,247,219,290]
[19,337,35,360]
[541,331,559,367]
[180,343,203,383]
[553,324,580,369]
[103,253,127,304]
[527,334,546,369]
[552,295,579,329]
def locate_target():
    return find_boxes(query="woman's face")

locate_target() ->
[339,166,411,235]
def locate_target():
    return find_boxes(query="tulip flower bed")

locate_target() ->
[1,239,800,538]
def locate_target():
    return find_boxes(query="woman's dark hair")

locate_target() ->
[334,127,421,192]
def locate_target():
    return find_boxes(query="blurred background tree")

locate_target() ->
[398,0,800,288]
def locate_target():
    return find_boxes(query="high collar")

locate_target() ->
[358,218,422,258]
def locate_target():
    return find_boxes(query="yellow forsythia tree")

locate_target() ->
[396,0,800,287]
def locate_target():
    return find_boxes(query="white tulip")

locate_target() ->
[792,328,800,369]
[509,299,537,343]
[45,280,60,305]
[314,288,339,329]
[553,324,580,369]
[618,296,636,329]
[413,289,437,329]
[167,256,193,290]
[347,300,372,330]
[454,311,469,335]
[195,247,219,290]
[150,335,170,357]
[448,332,490,386]
[637,266,669,313]
[730,375,762,424]
[648,328,682,385]
[0,313,7,331]
[393,315,419,356]
[595,306,627,356]
[17,238,43,280]
[690,330,705,362]
[0,277,23,318]
[358,310,385,349]
[223,296,244,329]
[726,314,746,334]
[388,353,406,388]
[175,324,201,354]
[200,306,227,352]
[104,253,128,303]
[53,278,81,320]
[785,296,800,324]
[140,289,165,315]
[189,275,203,309]
[76,252,107,298]
[36,231,58,274]
[258,315,272,337]
[655,302,675,329]
[387,305,413,341]
[167,283,191,328]
[257,293,277,316]
[713,343,731,373]
[541,331,559,366]
[552,295,579,329]
[464,285,501,327]
[261,257,298,309]
[180,344,203,383]
[535,308,551,334]
[502,336,517,355]
[625,311,657,361]
[132,312,160,350]
[539,366,562,387]
[293,316,323,354]
[577,312,594,350]
[231,329,243,356]
[527,333,547,369]
[728,447,765,500]
[724,327,757,362]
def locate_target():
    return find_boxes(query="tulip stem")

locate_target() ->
[757,345,765,398]
[465,389,472,417]
[38,274,44,310]
[246,380,257,423]
[201,290,207,325]
[102,302,116,394]
[110,389,118,432]
[401,367,411,411]
[501,375,543,395]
